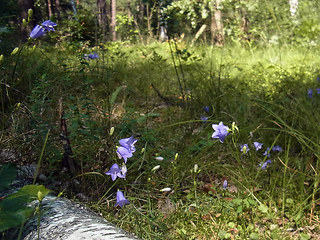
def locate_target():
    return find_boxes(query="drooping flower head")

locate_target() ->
[253,142,263,151]
[201,116,208,122]
[41,20,57,32]
[119,136,137,153]
[203,106,210,113]
[212,122,230,143]
[259,160,272,170]
[117,146,133,163]
[223,180,228,189]
[114,190,130,207]
[105,163,125,181]
[308,89,313,98]
[29,25,46,39]
[240,144,249,154]
[272,146,283,152]
[88,52,99,59]
[263,147,271,157]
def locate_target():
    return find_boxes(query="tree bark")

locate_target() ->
[18,0,35,37]
[110,0,116,41]
[97,0,108,26]
[47,0,53,18]
[213,0,224,46]
[55,0,62,19]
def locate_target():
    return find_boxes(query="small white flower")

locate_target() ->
[193,164,198,173]
[155,156,164,161]
[160,187,171,192]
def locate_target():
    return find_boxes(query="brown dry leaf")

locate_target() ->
[203,183,215,194]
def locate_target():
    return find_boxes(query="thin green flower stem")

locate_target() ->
[282,137,291,227]
[33,129,50,185]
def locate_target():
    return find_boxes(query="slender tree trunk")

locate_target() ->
[55,0,61,19]
[97,0,107,26]
[210,7,217,45]
[213,0,224,46]
[110,0,116,41]
[47,0,53,18]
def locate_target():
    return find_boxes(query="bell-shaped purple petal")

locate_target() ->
[41,20,57,32]
[88,52,99,59]
[29,25,46,39]
[212,122,229,143]
[200,116,208,122]
[105,163,125,181]
[115,190,130,207]
[223,180,228,189]
[263,147,271,157]
[117,146,133,163]
[203,106,210,113]
[253,142,263,151]
[119,136,137,153]
[308,89,313,98]
[272,146,283,152]
[259,160,272,170]
[240,144,249,154]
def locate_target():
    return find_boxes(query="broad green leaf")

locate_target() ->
[300,233,311,240]
[249,232,260,239]
[218,230,231,239]
[258,204,268,213]
[7,185,50,201]
[0,164,17,192]
[109,86,123,106]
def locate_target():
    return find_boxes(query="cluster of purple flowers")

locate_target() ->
[106,136,137,207]
[29,20,57,39]
[200,106,210,122]
[240,141,282,170]
[84,52,99,60]
[211,122,283,170]
[307,88,320,98]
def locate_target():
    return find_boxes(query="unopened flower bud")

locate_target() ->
[22,19,27,28]
[160,187,171,192]
[0,55,3,65]
[11,47,19,56]
[152,165,160,171]
[141,148,145,153]
[231,122,239,133]
[32,45,36,51]
[155,156,164,161]
[193,164,198,173]
[174,153,179,161]
[37,190,44,202]
[28,9,33,22]
[109,126,115,136]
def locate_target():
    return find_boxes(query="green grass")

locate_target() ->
[1,40,320,239]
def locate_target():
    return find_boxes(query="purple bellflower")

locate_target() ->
[201,116,208,122]
[263,147,271,157]
[212,122,230,143]
[317,88,320,95]
[272,146,283,152]
[259,160,272,170]
[308,89,313,98]
[88,52,99,59]
[119,136,137,153]
[29,25,46,39]
[106,163,125,181]
[203,106,210,113]
[223,180,228,189]
[253,142,263,151]
[115,190,130,207]
[240,144,249,154]
[41,20,57,32]
[117,146,133,163]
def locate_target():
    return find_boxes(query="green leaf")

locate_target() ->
[249,232,260,239]
[300,233,311,240]
[7,185,50,201]
[0,196,34,232]
[218,230,231,239]
[109,86,123,106]
[0,164,17,192]
[258,204,268,213]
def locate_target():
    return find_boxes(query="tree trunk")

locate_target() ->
[47,0,53,18]
[97,0,107,26]
[213,0,224,46]
[55,0,62,19]
[110,0,116,41]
